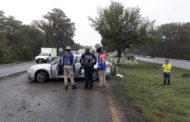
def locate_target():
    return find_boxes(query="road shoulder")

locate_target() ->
[107,79,145,122]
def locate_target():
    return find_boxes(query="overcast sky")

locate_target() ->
[1,0,190,46]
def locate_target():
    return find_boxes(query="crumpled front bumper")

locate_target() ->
[26,69,35,80]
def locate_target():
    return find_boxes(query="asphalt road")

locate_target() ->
[0,62,144,122]
[0,62,34,77]
[0,73,122,122]
[136,56,190,70]
[0,74,112,122]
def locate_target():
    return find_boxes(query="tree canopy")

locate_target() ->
[33,8,76,49]
[134,23,190,60]
[0,8,78,64]
[89,1,154,62]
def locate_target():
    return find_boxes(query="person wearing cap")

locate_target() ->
[80,48,97,89]
[62,46,77,90]
[97,47,107,87]
[162,59,172,85]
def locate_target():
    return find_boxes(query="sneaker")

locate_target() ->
[72,85,78,89]
[65,85,68,90]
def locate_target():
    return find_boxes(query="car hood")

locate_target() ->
[29,63,51,70]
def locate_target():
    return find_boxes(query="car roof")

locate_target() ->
[74,54,81,58]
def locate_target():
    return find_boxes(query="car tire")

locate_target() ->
[93,70,98,81]
[35,70,48,83]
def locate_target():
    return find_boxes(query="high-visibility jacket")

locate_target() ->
[162,63,172,73]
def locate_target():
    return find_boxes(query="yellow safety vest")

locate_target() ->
[162,63,172,73]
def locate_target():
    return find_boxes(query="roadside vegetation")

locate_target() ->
[116,61,190,122]
[132,23,190,60]
[0,9,82,64]
[91,1,190,61]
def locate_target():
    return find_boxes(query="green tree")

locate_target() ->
[135,23,190,60]
[34,8,76,48]
[95,43,101,49]
[0,10,46,63]
[154,23,190,59]
[89,1,154,63]
[73,43,84,51]
[12,25,45,60]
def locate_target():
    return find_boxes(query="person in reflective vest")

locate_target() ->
[162,59,172,85]
[97,47,107,87]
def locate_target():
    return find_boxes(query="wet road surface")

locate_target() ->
[0,73,114,122]
[0,62,34,77]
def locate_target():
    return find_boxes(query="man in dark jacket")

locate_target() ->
[80,48,97,89]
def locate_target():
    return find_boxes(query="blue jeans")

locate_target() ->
[163,73,170,85]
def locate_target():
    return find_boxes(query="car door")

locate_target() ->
[50,59,59,79]
[74,57,81,76]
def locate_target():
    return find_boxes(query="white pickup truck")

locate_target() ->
[35,48,57,63]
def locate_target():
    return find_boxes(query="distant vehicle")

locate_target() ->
[27,55,114,82]
[35,48,57,64]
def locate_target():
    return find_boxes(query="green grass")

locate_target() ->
[116,61,190,122]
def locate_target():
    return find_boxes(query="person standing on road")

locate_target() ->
[97,47,107,87]
[162,59,172,85]
[62,46,77,90]
[80,48,97,89]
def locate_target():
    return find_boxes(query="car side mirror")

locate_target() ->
[51,60,56,65]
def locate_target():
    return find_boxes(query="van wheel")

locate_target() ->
[35,71,48,82]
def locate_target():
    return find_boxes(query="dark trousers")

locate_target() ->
[84,67,94,88]
[163,73,171,85]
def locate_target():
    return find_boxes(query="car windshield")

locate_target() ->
[40,53,49,56]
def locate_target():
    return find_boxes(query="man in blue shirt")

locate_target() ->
[62,46,77,90]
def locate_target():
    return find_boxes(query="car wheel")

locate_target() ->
[93,70,98,81]
[35,71,48,83]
